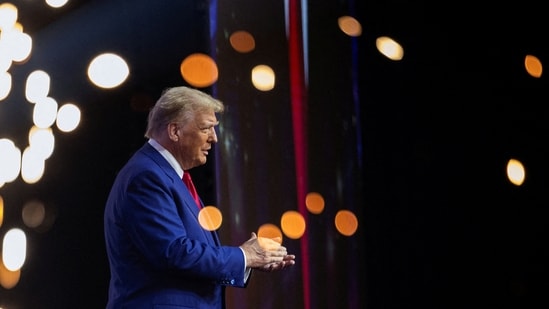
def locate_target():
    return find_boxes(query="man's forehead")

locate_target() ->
[196,114,219,125]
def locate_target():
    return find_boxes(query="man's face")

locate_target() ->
[175,109,219,170]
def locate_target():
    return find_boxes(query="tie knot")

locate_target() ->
[183,172,191,181]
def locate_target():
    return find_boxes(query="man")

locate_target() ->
[104,86,295,308]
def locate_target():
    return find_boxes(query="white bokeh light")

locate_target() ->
[0,138,21,184]
[0,71,11,101]
[29,127,55,159]
[0,3,17,30]
[87,53,130,88]
[33,97,58,128]
[2,228,27,271]
[46,0,69,9]
[25,70,50,103]
[21,146,45,184]
[56,103,81,132]
[4,30,32,62]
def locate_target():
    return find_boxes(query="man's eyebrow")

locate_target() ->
[198,120,219,127]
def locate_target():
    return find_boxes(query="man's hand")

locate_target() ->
[256,254,296,272]
[239,232,296,270]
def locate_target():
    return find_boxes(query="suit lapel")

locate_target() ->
[141,142,221,246]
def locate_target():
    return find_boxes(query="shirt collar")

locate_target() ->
[148,138,184,178]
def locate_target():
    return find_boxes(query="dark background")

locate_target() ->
[1,0,548,308]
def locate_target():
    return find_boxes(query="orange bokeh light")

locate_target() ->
[180,53,218,88]
[198,206,223,231]
[524,54,542,78]
[305,192,324,214]
[257,223,283,244]
[229,30,255,53]
[334,210,358,236]
[280,210,306,239]
[0,259,21,289]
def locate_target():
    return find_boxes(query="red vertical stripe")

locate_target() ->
[287,1,310,309]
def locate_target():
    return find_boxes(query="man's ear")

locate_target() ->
[167,123,179,141]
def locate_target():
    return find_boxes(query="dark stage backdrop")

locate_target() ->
[2,0,548,309]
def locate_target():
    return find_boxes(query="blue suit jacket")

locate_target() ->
[104,143,247,309]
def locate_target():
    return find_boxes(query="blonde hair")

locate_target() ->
[145,86,224,138]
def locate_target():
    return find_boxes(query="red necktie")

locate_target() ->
[182,172,202,209]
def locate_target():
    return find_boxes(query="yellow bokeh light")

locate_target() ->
[280,210,306,239]
[524,54,542,78]
[506,158,525,186]
[197,206,223,231]
[338,16,362,37]
[0,258,20,289]
[180,53,218,88]
[257,223,283,244]
[376,36,404,61]
[334,210,358,237]
[251,64,275,91]
[305,192,325,214]
[230,30,255,53]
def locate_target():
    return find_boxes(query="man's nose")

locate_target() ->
[209,128,218,143]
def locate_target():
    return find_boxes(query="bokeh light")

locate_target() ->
[33,96,58,128]
[251,64,275,91]
[180,53,218,88]
[507,158,525,186]
[376,36,404,61]
[87,52,130,89]
[257,223,283,244]
[280,210,306,239]
[0,138,21,184]
[22,199,46,229]
[257,237,281,251]
[0,3,18,30]
[524,54,542,78]
[4,28,32,62]
[334,210,358,236]
[25,69,50,103]
[229,30,255,53]
[197,205,223,231]
[56,103,81,132]
[0,71,12,100]
[24,199,56,233]
[0,258,20,289]
[28,126,55,159]
[2,228,27,271]
[305,192,325,214]
[46,0,69,9]
[21,146,45,184]
[0,45,13,73]
[338,16,362,37]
